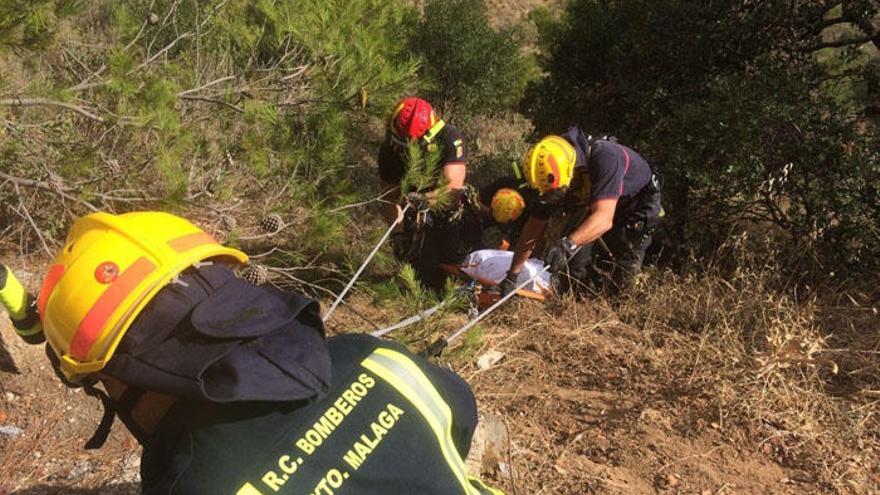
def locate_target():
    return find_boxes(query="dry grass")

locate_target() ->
[458,259,878,494]
[484,0,562,27]
[613,264,880,493]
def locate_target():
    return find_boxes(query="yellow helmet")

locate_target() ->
[523,135,577,194]
[37,211,248,381]
[490,188,526,223]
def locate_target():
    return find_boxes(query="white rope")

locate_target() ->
[323,204,411,322]
[369,298,450,337]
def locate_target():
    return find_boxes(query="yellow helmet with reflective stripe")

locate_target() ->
[523,135,577,195]
[490,188,526,224]
[38,211,248,382]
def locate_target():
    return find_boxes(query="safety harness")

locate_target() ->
[394,184,483,267]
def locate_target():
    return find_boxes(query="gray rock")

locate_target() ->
[0,425,23,437]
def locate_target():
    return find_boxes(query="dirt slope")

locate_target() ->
[0,295,807,495]
[449,298,819,494]
[0,321,140,494]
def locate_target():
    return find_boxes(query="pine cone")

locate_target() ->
[220,214,238,231]
[242,264,269,285]
[47,173,65,192]
[259,213,283,233]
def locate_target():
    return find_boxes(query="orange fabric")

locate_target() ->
[547,154,561,189]
[440,263,546,301]
[167,232,217,253]
[37,264,66,316]
[69,257,157,359]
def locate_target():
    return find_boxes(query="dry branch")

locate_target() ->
[178,94,244,113]
[0,97,105,122]
[132,31,196,73]
[0,171,98,212]
[12,183,53,257]
[177,75,236,96]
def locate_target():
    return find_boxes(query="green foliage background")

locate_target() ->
[410,0,539,119]
[1,0,877,283]
[527,0,880,276]
[1,0,421,263]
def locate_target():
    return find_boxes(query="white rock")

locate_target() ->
[0,425,24,437]
[477,349,506,370]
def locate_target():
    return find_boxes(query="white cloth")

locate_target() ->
[460,249,550,293]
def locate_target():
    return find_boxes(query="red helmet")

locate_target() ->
[390,97,438,142]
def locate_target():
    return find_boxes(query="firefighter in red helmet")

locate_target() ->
[378,97,478,290]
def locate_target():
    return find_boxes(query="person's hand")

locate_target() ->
[545,237,577,275]
[498,271,518,297]
[406,192,429,210]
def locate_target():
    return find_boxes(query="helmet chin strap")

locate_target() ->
[111,386,150,445]
[81,384,118,449]
[420,119,446,146]
[388,119,446,149]
[82,383,149,449]
[46,344,149,449]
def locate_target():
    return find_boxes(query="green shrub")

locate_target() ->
[0,0,79,50]
[410,0,537,118]
[528,0,880,275]
[1,0,422,275]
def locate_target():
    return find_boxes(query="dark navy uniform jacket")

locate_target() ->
[140,333,498,495]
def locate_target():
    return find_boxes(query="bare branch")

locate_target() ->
[12,184,53,258]
[810,35,876,51]
[123,8,153,52]
[813,16,850,35]
[0,97,105,122]
[177,75,236,96]
[131,31,195,74]
[0,171,98,212]
[329,189,398,213]
[178,94,244,112]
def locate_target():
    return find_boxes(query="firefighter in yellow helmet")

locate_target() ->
[13,211,504,495]
[490,188,526,224]
[500,127,663,296]
[476,173,536,250]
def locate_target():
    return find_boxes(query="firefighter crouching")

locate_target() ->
[9,211,504,495]
[500,127,664,297]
